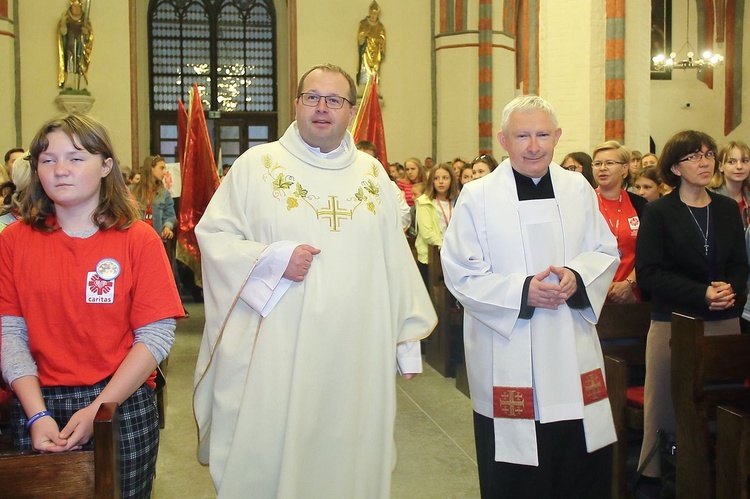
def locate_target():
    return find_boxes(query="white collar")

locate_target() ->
[294,123,349,160]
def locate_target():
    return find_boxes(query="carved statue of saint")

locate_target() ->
[357,1,385,85]
[57,0,93,90]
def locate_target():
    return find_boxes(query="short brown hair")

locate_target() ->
[296,64,357,105]
[658,130,717,188]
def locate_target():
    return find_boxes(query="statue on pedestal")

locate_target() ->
[357,1,385,85]
[57,0,93,91]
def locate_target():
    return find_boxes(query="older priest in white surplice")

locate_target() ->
[442,95,619,498]
[192,64,436,498]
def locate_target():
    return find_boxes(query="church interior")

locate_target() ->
[1,0,750,498]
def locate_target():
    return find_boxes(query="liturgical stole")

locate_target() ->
[491,198,615,466]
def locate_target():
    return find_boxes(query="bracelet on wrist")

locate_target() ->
[25,410,53,430]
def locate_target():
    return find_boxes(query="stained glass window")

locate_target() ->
[149,0,276,112]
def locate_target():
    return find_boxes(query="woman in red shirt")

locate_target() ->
[592,140,647,303]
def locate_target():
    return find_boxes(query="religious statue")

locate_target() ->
[57,0,93,91]
[357,1,385,85]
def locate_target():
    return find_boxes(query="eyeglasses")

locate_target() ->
[724,158,750,166]
[592,160,626,169]
[679,151,716,163]
[298,92,353,110]
[562,164,581,171]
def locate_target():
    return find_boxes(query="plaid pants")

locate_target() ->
[11,379,159,499]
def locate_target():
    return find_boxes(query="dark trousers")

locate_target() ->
[417,261,428,286]
[473,411,612,499]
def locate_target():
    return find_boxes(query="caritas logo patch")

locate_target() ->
[86,272,115,303]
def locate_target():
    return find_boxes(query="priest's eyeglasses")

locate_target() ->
[298,93,354,109]
[592,160,626,169]
[679,151,716,163]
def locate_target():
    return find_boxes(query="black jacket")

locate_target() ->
[635,189,749,321]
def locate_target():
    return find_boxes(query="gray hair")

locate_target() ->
[500,95,559,133]
[9,154,31,212]
[11,154,32,192]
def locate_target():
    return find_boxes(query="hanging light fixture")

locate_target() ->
[652,0,724,71]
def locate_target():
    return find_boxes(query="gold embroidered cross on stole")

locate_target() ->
[493,387,534,419]
[493,369,608,420]
[580,368,608,405]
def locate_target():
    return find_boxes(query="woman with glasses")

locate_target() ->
[397,157,426,207]
[635,130,749,479]
[561,151,596,187]
[414,163,458,283]
[471,154,498,180]
[592,141,647,304]
[709,140,750,229]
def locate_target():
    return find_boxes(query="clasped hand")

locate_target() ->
[705,281,735,311]
[30,405,98,453]
[608,281,637,304]
[526,266,577,310]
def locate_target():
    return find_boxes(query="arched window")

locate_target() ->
[148,0,276,166]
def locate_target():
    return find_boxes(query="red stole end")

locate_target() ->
[581,368,608,405]
[493,368,608,420]
[493,387,535,419]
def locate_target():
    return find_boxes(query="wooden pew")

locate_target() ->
[0,402,122,499]
[670,313,750,499]
[716,404,750,499]
[596,302,652,499]
[424,244,458,377]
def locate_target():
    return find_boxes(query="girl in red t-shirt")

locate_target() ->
[0,114,184,498]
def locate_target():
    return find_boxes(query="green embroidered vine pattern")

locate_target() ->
[261,155,382,231]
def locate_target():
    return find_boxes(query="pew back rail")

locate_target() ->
[0,402,121,499]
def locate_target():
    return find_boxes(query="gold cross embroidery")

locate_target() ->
[317,196,353,232]
[498,389,526,417]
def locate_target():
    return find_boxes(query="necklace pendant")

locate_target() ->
[704,244,709,256]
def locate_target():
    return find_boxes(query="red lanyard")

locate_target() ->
[436,198,452,226]
[597,190,622,242]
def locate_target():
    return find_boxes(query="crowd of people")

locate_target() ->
[1,61,749,498]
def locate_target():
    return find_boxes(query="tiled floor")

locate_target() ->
[152,301,481,498]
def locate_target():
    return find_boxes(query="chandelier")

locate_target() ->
[652,1,724,71]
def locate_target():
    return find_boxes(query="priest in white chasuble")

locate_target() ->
[192,63,436,498]
[442,95,620,498]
